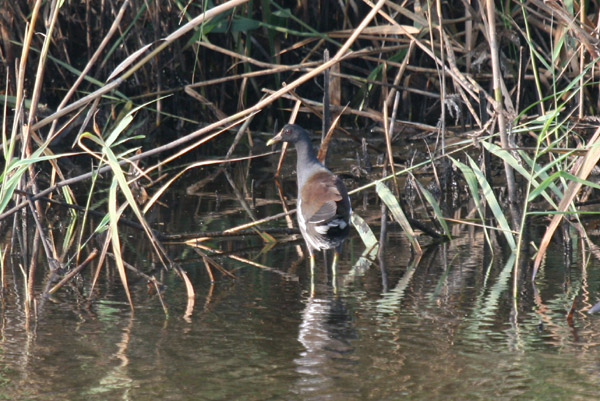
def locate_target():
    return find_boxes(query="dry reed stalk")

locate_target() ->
[142,152,271,215]
[31,0,250,132]
[47,0,132,143]
[578,1,585,119]
[89,229,112,298]
[483,0,521,232]
[10,1,42,293]
[197,40,303,70]
[272,101,302,231]
[322,49,331,143]
[22,0,67,297]
[224,169,257,222]
[382,81,399,197]
[13,0,42,125]
[370,0,492,129]
[317,105,348,163]
[27,230,40,309]
[223,209,297,234]
[6,0,392,219]
[532,127,600,280]
[0,245,6,291]
[261,88,442,134]
[47,248,99,295]
[143,44,407,104]
[25,0,60,131]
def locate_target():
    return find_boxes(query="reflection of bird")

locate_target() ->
[267,124,351,273]
[294,296,356,397]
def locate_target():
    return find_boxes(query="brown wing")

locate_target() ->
[299,171,343,222]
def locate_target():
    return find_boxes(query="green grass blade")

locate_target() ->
[414,180,451,239]
[376,181,422,254]
[482,141,562,207]
[448,156,493,249]
[467,155,516,250]
[529,170,600,202]
[350,212,378,254]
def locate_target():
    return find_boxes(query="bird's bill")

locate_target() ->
[266,129,284,146]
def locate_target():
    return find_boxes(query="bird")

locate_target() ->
[267,124,351,275]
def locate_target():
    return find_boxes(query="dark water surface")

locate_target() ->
[2,226,600,400]
[3,148,600,400]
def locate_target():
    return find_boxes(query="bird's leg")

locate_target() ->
[333,243,346,294]
[332,248,340,277]
[309,249,316,296]
[331,250,339,294]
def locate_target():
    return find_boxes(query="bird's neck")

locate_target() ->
[294,139,325,189]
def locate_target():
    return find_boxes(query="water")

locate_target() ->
[3,154,600,400]
[2,222,600,400]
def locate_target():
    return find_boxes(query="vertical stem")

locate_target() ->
[436,0,446,154]
[518,0,545,116]
[486,0,521,231]
[14,0,42,125]
[20,0,61,262]
[465,1,473,72]
[578,0,585,119]
[27,232,39,307]
[154,0,162,127]
[322,49,331,142]
[382,86,399,197]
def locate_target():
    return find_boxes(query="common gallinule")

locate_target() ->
[267,124,351,273]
